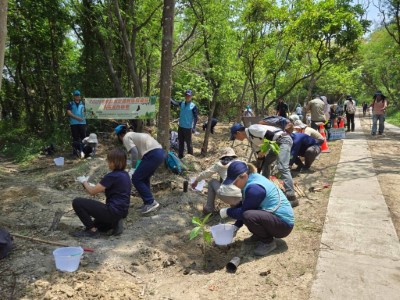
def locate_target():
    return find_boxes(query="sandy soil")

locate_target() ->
[0,121,364,300]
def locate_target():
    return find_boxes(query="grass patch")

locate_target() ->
[386,108,400,126]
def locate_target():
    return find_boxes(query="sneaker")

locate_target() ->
[243,234,260,245]
[135,204,145,211]
[71,229,100,238]
[254,240,277,256]
[80,151,85,159]
[141,201,160,214]
[378,132,385,136]
[371,132,376,136]
[111,219,124,236]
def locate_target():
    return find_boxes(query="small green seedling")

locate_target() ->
[189,213,212,267]
[260,139,280,155]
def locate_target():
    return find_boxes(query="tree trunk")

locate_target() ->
[157,0,175,149]
[0,0,8,92]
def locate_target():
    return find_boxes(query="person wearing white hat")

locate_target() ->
[82,133,98,158]
[293,120,324,145]
[191,147,242,214]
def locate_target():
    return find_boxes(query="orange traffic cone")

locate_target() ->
[333,118,338,128]
[338,117,344,128]
[319,125,330,153]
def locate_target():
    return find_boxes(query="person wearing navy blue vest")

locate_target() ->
[171,89,198,158]
[219,161,294,256]
[66,90,86,158]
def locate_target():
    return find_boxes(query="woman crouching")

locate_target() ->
[219,161,294,256]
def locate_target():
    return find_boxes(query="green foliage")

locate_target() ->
[260,139,280,155]
[189,213,212,244]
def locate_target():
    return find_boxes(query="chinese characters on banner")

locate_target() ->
[85,97,157,119]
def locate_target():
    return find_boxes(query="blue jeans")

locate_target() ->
[372,114,385,134]
[132,148,165,205]
[261,135,295,197]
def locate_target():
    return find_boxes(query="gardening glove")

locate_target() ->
[219,208,229,219]
[76,176,89,184]
[128,169,135,177]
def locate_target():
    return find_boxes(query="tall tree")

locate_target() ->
[0,0,7,92]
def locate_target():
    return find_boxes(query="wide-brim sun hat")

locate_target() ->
[87,133,98,143]
[293,120,307,129]
[219,147,237,159]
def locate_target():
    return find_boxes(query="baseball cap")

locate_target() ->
[114,125,126,135]
[230,123,245,140]
[223,161,249,185]
[293,120,307,129]
[73,90,81,96]
[185,89,192,96]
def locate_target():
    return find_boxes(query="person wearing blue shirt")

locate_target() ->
[171,89,198,158]
[72,148,131,238]
[290,132,321,172]
[66,90,86,159]
[219,161,294,256]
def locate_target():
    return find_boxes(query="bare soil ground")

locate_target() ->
[2,119,383,300]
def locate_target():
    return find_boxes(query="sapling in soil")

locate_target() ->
[189,213,212,267]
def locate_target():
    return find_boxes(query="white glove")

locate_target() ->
[76,176,89,184]
[219,208,229,219]
[128,169,135,177]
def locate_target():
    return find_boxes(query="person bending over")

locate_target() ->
[191,147,242,214]
[219,161,294,256]
[72,148,131,238]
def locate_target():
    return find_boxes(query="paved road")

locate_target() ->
[309,115,400,299]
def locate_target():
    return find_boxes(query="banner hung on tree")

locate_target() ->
[85,97,157,120]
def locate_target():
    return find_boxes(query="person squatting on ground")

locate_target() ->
[115,125,165,214]
[305,96,326,130]
[66,90,86,158]
[293,120,324,145]
[72,148,131,238]
[202,117,218,134]
[170,89,198,159]
[290,132,321,173]
[370,91,388,136]
[229,122,298,207]
[344,95,356,132]
[219,161,294,256]
[191,147,242,215]
[82,133,98,158]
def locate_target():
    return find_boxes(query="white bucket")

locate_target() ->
[54,157,64,166]
[210,224,236,246]
[53,247,84,272]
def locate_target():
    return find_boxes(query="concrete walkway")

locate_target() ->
[309,115,400,299]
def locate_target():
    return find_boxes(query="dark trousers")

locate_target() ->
[132,148,165,205]
[293,145,321,169]
[178,127,193,158]
[346,113,355,131]
[70,124,86,153]
[72,197,120,230]
[311,120,325,131]
[243,210,293,243]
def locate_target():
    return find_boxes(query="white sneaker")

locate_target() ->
[80,151,85,159]
[141,201,160,214]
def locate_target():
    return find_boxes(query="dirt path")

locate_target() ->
[2,120,390,300]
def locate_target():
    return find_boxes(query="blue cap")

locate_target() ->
[73,90,81,96]
[115,125,126,135]
[223,161,249,185]
[185,89,192,96]
[230,123,245,141]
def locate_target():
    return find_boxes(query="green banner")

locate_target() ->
[85,97,157,120]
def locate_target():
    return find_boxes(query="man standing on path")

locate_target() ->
[276,97,289,118]
[344,95,356,132]
[66,90,86,158]
[171,89,198,159]
[305,96,326,130]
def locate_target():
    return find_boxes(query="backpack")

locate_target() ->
[260,116,290,130]
[165,151,187,174]
[0,228,13,259]
[346,101,356,114]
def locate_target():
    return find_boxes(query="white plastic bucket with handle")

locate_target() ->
[53,247,84,272]
[54,157,64,166]
[210,224,236,246]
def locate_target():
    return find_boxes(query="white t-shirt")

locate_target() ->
[123,132,162,158]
